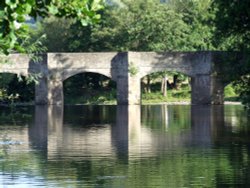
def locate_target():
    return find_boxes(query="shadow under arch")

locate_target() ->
[63,72,116,104]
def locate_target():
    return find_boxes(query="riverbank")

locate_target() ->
[143,101,242,105]
[0,100,242,106]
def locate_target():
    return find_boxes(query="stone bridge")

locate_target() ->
[0,51,246,105]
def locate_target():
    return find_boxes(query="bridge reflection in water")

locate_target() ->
[28,104,227,161]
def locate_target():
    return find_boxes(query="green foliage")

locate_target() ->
[0,73,15,88]
[0,0,104,54]
[31,0,217,53]
[223,84,239,102]
[168,0,216,50]
[128,62,139,76]
[36,0,196,52]
[92,0,191,51]
[32,17,75,52]
[0,74,35,104]
[213,0,250,47]
[233,75,250,109]
[224,84,237,97]
[0,73,15,103]
[0,89,8,101]
[213,0,250,109]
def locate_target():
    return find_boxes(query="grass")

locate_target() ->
[142,89,191,104]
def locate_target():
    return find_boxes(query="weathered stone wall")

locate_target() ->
[0,53,31,76]
[128,51,212,78]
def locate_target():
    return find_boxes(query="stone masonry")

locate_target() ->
[0,51,232,105]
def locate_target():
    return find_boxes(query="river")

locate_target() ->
[0,104,250,187]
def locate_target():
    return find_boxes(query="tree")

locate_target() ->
[167,0,215,50]
[213,0,250,109]
[32,0,216,52]
[0,0,104,55]
[92,0,190,51]
[33,17,75,52]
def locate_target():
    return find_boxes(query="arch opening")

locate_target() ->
[140,71,191,104]
[224,83,240,102]
[223,75,248,103]
[63,72,117,105]
[0,73,35,105]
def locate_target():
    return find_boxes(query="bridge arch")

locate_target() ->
[63,72,116,104]
[62,69,113,82]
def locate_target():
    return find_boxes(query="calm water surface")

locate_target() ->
[0,104,250,187]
